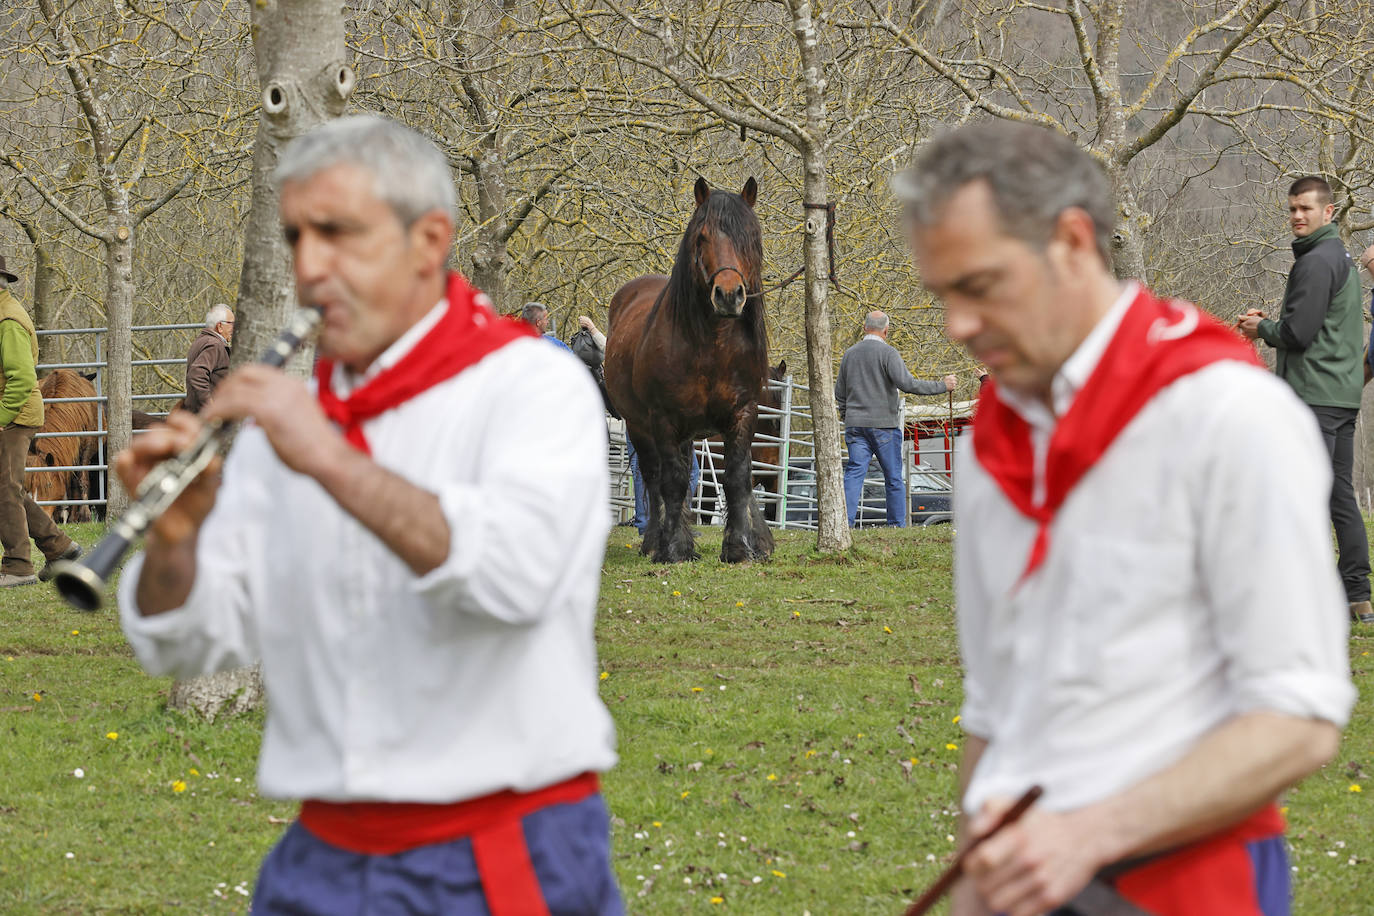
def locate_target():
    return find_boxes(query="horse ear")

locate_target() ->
[44,452,55,467]
[776,359,786,374]
[741,177,758,208]
[694,177,711,208]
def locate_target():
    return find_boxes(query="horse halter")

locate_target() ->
[700,259,758,303]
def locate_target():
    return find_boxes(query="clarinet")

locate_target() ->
[51,306,323,612]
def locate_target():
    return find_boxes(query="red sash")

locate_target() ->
[315,272,535,455]
[973,287,1259,582]
[298,772,600,916]
[1114,804,1285,915]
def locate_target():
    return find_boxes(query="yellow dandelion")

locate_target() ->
[705,748,714,755]
[710,897,724,905]
[172,780,187,793]
[1280,807,1289,816]
[883,626,892,633]
[1350,784,1363,793]
[945,743,958,751]
[766,773,777,781]
[70,630,79,636]
[105,732,118,740]
[692,686,704,693]
[652,821,662,827]
[189,768,199,777]
[735,601,744,608]
[772,870,786,878]
[804,749,816,758]
[856,733,865,739]
[680,790,690,799]
[953,715,961,724]
[4,656,12,661]
[792,610,800,618]
[909,757,919,765]
[599,671,609,681]
[672,590,681,597]
[624,543,632,549]
[31,693,41,702]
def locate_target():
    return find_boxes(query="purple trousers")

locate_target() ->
[251,793,624,916]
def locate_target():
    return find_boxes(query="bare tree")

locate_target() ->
[169,0,354,722]
[862,0,1286,281]
[233,0,355,368]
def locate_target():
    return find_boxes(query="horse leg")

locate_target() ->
[656,438,699,563]
[720,412,773,562]
[631,431,665,558]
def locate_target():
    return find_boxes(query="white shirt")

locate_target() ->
[119,323,618,803]
[955,293,1355,816]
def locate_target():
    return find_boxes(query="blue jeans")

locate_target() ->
[253,794,625,915]
[843,427,905,527]
[627,440,701,534]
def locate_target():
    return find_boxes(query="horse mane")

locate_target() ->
[663,189,768,354]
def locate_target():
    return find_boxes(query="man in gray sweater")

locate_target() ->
[835,310,955,526]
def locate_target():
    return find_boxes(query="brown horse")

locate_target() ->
[26,370,99,522]
[605,176,774,563]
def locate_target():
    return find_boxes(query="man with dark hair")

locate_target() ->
[1237,176,1371,624]
[834,310,955,526]
[897,122,1352,916]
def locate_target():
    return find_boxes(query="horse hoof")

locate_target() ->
[720,543,752,564]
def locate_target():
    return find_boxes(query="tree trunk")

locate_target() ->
[470,141,512,315]
[792,1,851,553]
[167,664,265,722]
[19,223,62,367]
[102,210,135,517]
[171,0,354,723]
[233,0,355,374]
[1110,170,1148,282]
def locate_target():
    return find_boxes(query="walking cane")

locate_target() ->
[901,785,1043,916]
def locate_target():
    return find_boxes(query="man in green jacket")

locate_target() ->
[1238,176,1371,624]
[0,255,80,587]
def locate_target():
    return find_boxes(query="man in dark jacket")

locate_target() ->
[835,310,955,527]
[1238,176,1371,624]
[184,304,233,413]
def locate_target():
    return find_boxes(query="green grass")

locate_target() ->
[0,524,1371,914]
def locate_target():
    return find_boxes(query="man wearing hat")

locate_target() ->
[0,254,81,586]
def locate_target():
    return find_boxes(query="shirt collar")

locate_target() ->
[1000,281,1138,427]
[333,298,448,398]
[863,334,885,342]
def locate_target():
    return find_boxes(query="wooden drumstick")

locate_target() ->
[901,785,1044,916]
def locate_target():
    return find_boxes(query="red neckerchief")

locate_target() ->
[315,272,535,455]
[974,286,1260,583]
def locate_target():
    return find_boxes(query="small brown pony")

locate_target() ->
[25,370,99,522]
[605,177,774,563]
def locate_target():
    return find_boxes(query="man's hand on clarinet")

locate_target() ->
[962,797,1104,916]
[203,365,345,479]
[114,410,222,547]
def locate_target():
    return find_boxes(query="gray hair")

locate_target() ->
[521,302,548,325]
[205,303,233,328]
[864,311,889,333]
[893,121,1115,264]
[275,114,456,226]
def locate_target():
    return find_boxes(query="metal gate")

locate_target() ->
[608,377,969,531]
[27,323,198,515]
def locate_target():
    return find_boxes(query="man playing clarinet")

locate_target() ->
[894,122,1354,916]
[115,115,623,915]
